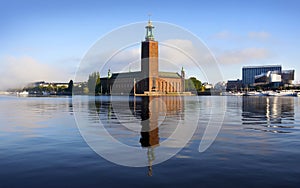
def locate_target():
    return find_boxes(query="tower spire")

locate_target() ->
[145,15,155,41]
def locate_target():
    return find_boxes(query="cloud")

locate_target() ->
[0,56,67,90]
[217,48,270,64]
[210,31,271,42]
[248,31,271,40]
[75,44,141,81]
[158,39,222,82]
[77,39,201,78]
[107,46,140,72]
[159,39,196,70]
[210,31,232,40]
[75,39,223,84]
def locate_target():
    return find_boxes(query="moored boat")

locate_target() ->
[17,91,29,96]
[267,90,297,97]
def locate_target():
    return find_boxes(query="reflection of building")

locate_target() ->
[100,20,185,95]
[88,95,184,176]
[133,96,184,176]
[140,97,160,147]
[137,96,184,148]
[242,97,294,133]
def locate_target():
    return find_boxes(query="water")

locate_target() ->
[0,95,300,187]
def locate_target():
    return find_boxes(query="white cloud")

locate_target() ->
[217,48,270,64]
[159,39,196,70]
[109,39,205,72]
[210,31,232,40]
[159,39,222,82]
[75,39,223,84]
[75,45,141,81]
[100,39,200,74]
[107,47,140,72]
[248,31,271,40]
[0,56,68,90]
[210,31,271,42]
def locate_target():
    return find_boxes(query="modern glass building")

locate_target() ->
[281,70,295,84]
[242,65,282,86]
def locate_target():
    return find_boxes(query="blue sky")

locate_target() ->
[1,0,300,89]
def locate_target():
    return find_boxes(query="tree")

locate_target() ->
[185,77,202,92]
[95,76,101,94]
[87,72,101,95]
[67,80,73,92]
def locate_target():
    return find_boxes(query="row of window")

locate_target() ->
[109,80,182,92]
[157,81,181,92]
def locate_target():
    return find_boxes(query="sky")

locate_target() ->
[1,0,300,89]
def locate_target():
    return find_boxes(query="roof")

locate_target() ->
[111,71,141,78]
[159,72,181,78]
[101,71,181,79]
[100,71,142,79]
[242,65,282,69]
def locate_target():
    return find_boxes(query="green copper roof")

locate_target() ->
[159,72,181,78]
[145,20,155,41]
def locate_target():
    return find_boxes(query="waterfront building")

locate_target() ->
[100,19,185,95]
[242,65,282,86]
[242,65,295,88]
[226,79,243,91]
[281,70,295,85]
[254,71,282,88]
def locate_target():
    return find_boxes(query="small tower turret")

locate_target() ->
[108,69,112,79]
[181,67,185,92]
[181,67,185,79]
[145,19,155,41]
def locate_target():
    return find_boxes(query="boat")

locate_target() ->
[221,91,244,96]
[17,91,29,96]
[42,91,50,96]
[266,91,279,96]
[244,91,267,96]
[267,90,297,97]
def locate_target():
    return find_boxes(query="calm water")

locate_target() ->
[0,95,300,188]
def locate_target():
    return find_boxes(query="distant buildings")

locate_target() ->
[281,70,295,85]
[226,65,295,91]
[22,80,78,95]
[226,79,243,91]
[242,65,282,86]
[202,82,213,90]
[27,81,70,89]
[253,69,295,88]
[214,81,227,91]
[254,71,282,87]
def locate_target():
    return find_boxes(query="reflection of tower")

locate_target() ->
[141,19,159,92]
[68,97,73,115]
[140,97,160,147]
[139,96,159,176]
[127,96,184,176]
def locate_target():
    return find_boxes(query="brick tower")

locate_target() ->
[141,19,158,92]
